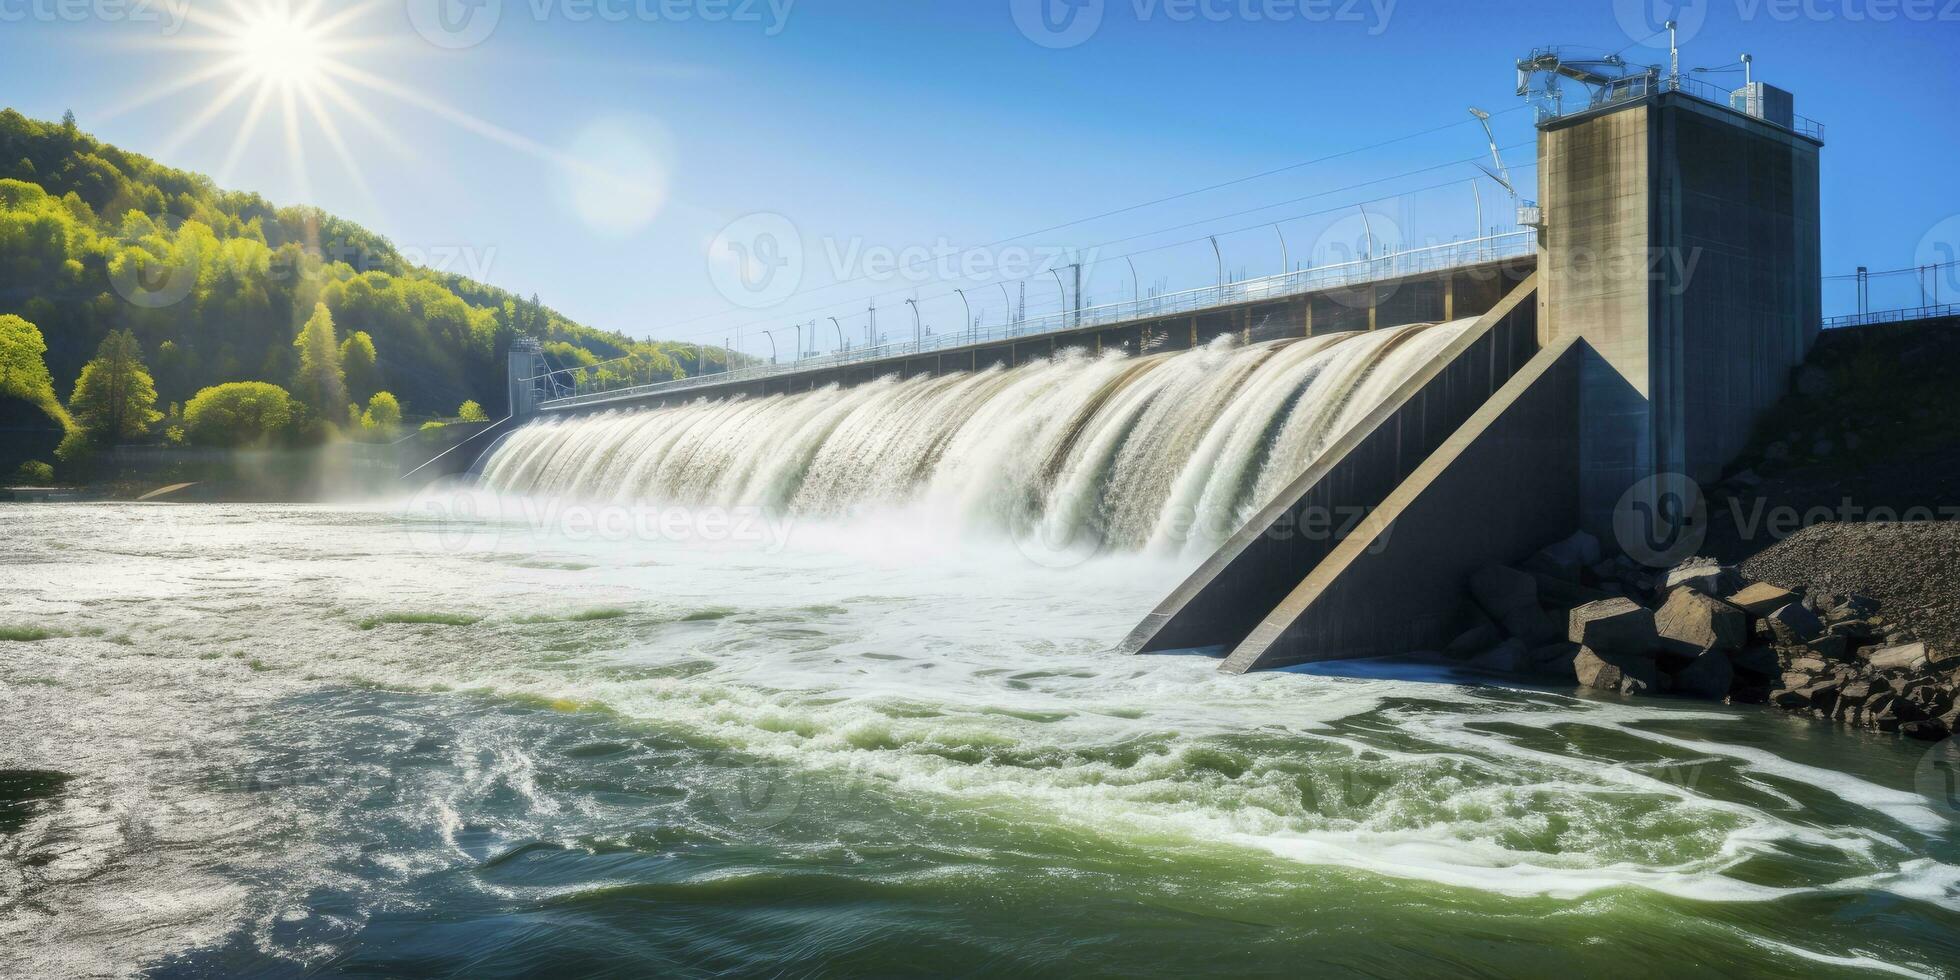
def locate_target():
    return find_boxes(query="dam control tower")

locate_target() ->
[1129,45,1826,670]
[1524,45,1825,540]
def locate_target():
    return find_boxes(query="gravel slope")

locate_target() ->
[1739,521,1960,654]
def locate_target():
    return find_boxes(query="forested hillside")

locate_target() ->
[0,109,715,426]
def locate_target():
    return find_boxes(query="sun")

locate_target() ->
[234,9,328,88]
[100,0,636,215]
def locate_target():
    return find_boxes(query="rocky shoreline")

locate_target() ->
[1445,529,1958,740]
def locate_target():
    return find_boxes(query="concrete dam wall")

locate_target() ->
[480,318,1483,559]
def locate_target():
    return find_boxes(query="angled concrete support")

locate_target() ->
[1220,336,1587,672]
[1119,274,1540,657]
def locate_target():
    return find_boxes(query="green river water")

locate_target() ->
[1,501,1957,977]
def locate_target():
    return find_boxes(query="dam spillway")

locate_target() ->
[480,319,1474,556]
[476,71,1824,673]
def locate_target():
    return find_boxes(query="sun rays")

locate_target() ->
[88,0,666,234]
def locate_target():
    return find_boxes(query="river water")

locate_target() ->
[3,500,1958,977]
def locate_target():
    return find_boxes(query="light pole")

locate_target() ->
[954,288,972,340]
[997,282,1012,329]
[761,329,778,364]
[905,297,921,349]
[1126,255,1140,307]
[1208,235,1223,289]
[1049,268,1066,326]
[830,316,844,353]
[1274,224,1289,276]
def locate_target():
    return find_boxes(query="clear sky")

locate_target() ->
[4,0,1957,356]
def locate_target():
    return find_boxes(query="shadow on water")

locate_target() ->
[0,769,71,836]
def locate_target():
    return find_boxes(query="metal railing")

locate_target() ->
[1823,303,1959,330]
[532,228,1538,410]
[1532,71,1825,143]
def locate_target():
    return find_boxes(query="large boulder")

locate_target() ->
[1865,642,1931,673]
[1575,646,1661,694]
[1467,566,1558,643]
[1467,638,1528,673]
[1725,582,1797,616]
[1531,530,1602,581]
[1669,650,1735,700]
[1445,619,1502,659]
[1655,587,1748,655]
[1765,603,1825,644]
[1664,558,1740,597]
[1729,645,1779,679]
[1568,598,1659,658]
[1528,642,1580,678]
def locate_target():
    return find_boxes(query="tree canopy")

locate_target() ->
[68,328,161,445]
[0,109,708,423]
[183,381,296,447]
[0,313,68,428]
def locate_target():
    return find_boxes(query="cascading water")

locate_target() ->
[480,319,1474,555]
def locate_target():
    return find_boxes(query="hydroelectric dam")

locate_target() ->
[470,59,1824,674]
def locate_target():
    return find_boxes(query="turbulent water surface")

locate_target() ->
[5,332,1960,976]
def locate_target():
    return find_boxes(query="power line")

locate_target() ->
[638,106,1533,342]
[654,144,1538,346]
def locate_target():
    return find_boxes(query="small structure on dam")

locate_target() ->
[492,47,1826,674]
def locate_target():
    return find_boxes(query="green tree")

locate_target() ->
[359,390,401,436]
[339,329,378,402]
[183,382,295,447]
[291,302,347,422]
[0,314,64,419]
[456,399,487,422]
[68,329,161,445]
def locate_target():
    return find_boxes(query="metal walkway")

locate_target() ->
[532,229,1537,413]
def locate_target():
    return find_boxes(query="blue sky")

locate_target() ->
[3,0,1957,354]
